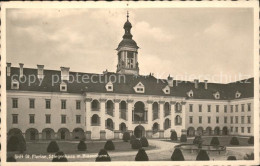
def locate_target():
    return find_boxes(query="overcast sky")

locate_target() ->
[6,8,254,83]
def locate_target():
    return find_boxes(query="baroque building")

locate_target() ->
[6,14,254,141]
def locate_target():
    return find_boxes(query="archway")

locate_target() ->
[197,127,204,136]
[91,114,100,126]
[42,128,55,140]
[214,127,220,135]
[91,99,100,111]
[152,102,159,120]
[134,125,145,138]
[205,127,212,136]
[120,101,127,120]
[106,118,114,130]
[164,102,170,117]
[222,126,228,135]
[119,123,127,133]
[133,101,146,122]
[106,100,114,116]
[164,118,171,130]
[57,128,70,140]
[25,128,39,141]
[72,128,85,140]
[152,123,159,134]
[187,127,195,137]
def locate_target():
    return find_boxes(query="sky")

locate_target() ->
[6,8,254,83]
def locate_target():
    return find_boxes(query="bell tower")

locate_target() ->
[116,12,139,75]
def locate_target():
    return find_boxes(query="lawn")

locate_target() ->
[164,136,253,147]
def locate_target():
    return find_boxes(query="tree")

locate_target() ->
[7,135,26,153]
[104,140,115,151]
[230,137,239,145]
[196,150,210,161]
[130,135,137,144]
[122,132,130,142]
[244,153,254,160]
[47,141,59,153]
[95,149,111,162]
[180,134,187,142]
[248,136,254,145]
[210,137,220,146]
[193,135,202,145]
[170,131,178,141]
[131,139,142,149]
[227,156,236,160]
[77,140,87,151]
[52,151,68,162]
[140,137,149,147]
[171,148,185,161]
[135,148,149,161]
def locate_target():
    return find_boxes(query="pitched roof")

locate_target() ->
[6,67,254,100]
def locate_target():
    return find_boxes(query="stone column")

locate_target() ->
[99,98,107,140]
[159,101,165,138]
[127,99,133,133]
[114,99,121,139]
[84,98,92,139]
[170,101,176,129]
[146,100,153,138]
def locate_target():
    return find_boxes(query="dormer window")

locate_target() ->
[60,82,67,92]
[134,82,145,93]
[11,79,19,90]
[187,90,193,97]
[213,92,220,99]
[235,91,241,98]
[162,85,170,94]
[105,81,113,92]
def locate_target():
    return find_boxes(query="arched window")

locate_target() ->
[152,123,159,134]
[91,114,100,126]
[120,101,127,120]
[106,118,114,130]
[119,123,127,133]
[164,102,170,117]
[175,103,182,112]
[91,100,100,111]
[164,118,171,130]
[175,115,182,125]
[106,100,114,116]
[152,102,159,120]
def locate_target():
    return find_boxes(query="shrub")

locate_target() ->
[171,148,185,161]
[7,135,26,153]
[170,131,178,141]
[135,148,149,161]
[230,137,239,145]
[196,150,210,161]
[140,137,149,147]
[123,132,130,142]
[180,134,187,142]
[77,140,87,151]
[52,151,68,162]
[193,135,202,145]
[7,156,16,162]
[130,135,137,144]
[47,141,59,153]
[248,136,254,145]
[132,139,142,149]
[227,156,237,160]
[244,153,254,160]
[210,137,220,146]
[95,149,111,162]
[104,140,115,151]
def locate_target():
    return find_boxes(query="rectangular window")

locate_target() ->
[76,115,81,124]
[235,116,238,124]
[76,100,81,110]
[46,100,51,109]
[216,105,219,112]
[235,105,238,112]
[230,116,233,124]
[208,117,211,124]
[247,127,251,133]
[61,115,66,124]
[247,116,251,124]
[224,116,227,123]
[12,98,18,108]
[230,105,233,112]
[224,105,227,113]
[241,116,244,124]
[189,116,193,124]
[241,104,245,112]
[230,127,233,132]
[61,100,66,109]
[189,104,193,112]
[199,105,202,112]
[235,127,238,132]
[46,114,51,124]
[29,114,35,124]
[207,105,211,112]
[199,116,202,124]
[29,99,35,109]
[12,114,18,124]
[247,103,251,111]
[216,117,219,124]
[241,127,244,133]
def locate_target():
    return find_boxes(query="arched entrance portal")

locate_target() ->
[134,125,145,138]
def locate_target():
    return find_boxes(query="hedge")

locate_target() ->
[248,136,254,145]
[227,156,237,160]
[77,140,87,151]
[47,141,60,153]
[132,139,142,149]
[230,137,239,145]
[7,156,16,162]
[171,148,185,161]
[193,135,202,145]
[135,148,149,161]
[52,151,68,162]
[7,135,26,153]
[95,149,111,162]
[140,137,149,147]
[180,134,187,142]
[130,135,137,144]
[104,140,115,151]
[196,150,210,161]
[210,137,220,146]
[170,131,178,141]
[122,132,130,142]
